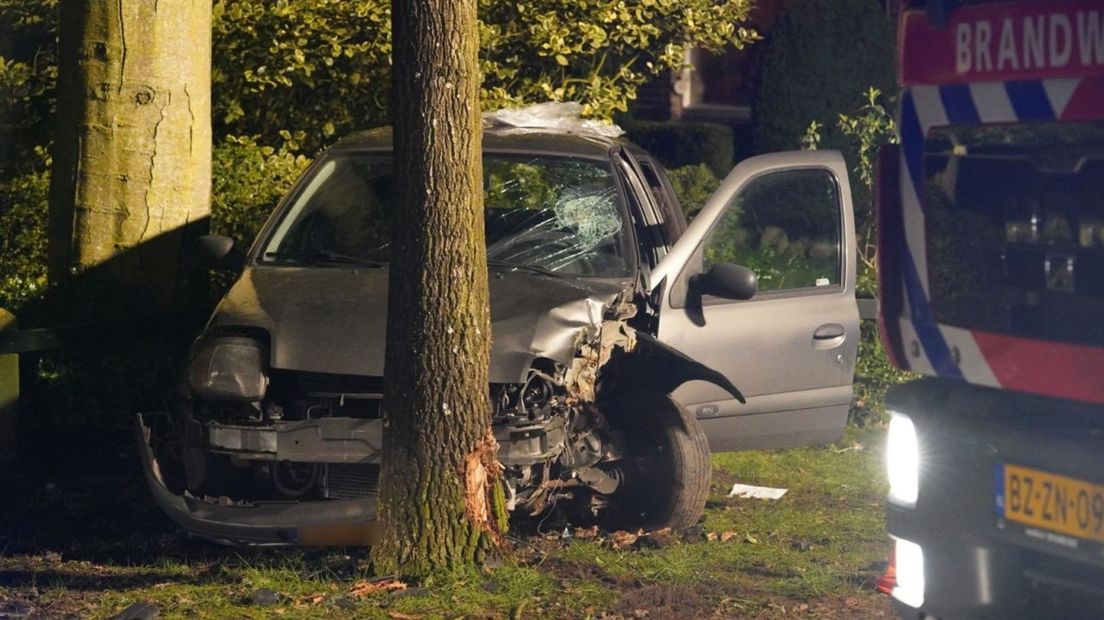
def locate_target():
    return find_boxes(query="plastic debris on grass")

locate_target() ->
[727,483,788,500]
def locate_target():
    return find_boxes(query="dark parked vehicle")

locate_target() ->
[138,121,858,545]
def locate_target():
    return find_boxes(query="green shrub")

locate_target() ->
[0,158,49,309]
[211,0,394,153]
[753,0,895,156]
[0,0,59,175]
[850,322,914,427]
[212,0,758,153]
[211,136,312,249]
[665,164,720,219]
[479,0,757,121]
[623,120,734,178]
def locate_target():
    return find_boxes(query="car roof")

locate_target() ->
[328,125,632,160]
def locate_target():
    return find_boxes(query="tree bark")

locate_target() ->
[48,0,211,309]
[372,0,502,578]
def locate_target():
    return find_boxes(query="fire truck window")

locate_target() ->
[924,122,1104,346]
[701,168,841,292]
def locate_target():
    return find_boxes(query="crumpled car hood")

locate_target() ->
[207,266,628,384]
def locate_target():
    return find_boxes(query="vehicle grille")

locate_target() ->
[323,463,381,500]
[270,371,385,419]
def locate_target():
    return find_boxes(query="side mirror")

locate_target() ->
[690,263,757,301]
[195,234,241,270]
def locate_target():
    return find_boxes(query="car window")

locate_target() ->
[616,155,666,269]
[260,154,632,277]
[637,159,686,244]
[701,168,841,293]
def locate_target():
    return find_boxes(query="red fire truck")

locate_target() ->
[877,0,1104,617]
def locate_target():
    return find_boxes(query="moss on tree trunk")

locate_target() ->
[372,0,503,578]
[47,0,211,310]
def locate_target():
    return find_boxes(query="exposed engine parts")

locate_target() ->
[491,291,642,516]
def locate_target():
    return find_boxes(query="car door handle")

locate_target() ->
[813,324,846,340]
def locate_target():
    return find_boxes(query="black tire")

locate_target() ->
[602,391,711,531]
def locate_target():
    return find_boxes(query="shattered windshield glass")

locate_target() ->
[261,154,630,276]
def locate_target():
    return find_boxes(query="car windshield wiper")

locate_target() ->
[263,250,387,268]
[486,259,571,279]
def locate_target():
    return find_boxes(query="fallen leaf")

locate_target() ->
[388,612,420,620]
[350,578,408,598]
[706,532,719,541]
[607,530,639,549]
[574,526,599,539]
[744,533,759,544]
[720,531,736,543]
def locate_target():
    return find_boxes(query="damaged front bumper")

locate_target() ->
[136,413,381,546]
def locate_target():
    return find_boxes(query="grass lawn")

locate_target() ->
[0,426,892,619]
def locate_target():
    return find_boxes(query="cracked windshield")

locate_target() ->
[261,155,630,276]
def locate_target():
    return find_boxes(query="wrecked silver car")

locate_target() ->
[138,123,860,545]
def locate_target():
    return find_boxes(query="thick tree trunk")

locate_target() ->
[372,0,502,577]
[48,0,211,308]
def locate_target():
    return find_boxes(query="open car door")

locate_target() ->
[650,151,859,452]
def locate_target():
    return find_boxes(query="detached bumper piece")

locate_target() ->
[136,413,380,546]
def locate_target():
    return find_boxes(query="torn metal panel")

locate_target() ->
[602,332,746,403]
[564,290,638,402]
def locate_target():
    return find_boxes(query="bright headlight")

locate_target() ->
[892,537,925,609]
[886,411,919,507]
[187,336,268,401]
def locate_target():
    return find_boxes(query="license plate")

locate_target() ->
[997,463,1104,544]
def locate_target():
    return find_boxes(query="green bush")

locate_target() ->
[850,322,914,427]
[0,159,48,309]
[479,0,757,121]
[211,0,394,153]
[665,163,720,219]
[211,136,312,249]
[623,120,734,178]
[753,0,895,156]
[0,0,59,175]
[212,0,758,153]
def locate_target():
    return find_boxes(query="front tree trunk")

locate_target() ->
[48,0,211,308]
[373,0,501,577]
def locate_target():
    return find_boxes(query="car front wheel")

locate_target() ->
[601,390,712,531]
